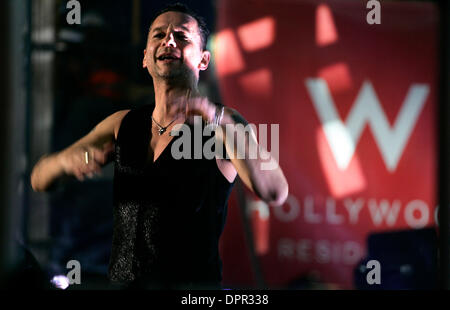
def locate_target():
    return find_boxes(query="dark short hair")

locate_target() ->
[149,3,210,51]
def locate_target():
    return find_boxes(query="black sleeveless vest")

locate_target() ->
[108,104,235,288]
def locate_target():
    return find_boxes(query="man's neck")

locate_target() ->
[152,79,198,125]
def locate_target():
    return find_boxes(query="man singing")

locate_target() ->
[31,3,288,289]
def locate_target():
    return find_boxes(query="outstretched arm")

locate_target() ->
[30,110,129,192]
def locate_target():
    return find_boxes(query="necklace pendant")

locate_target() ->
[158,128,166,135]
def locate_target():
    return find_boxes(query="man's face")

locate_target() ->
[143,11,210,81]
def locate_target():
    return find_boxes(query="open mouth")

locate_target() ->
[157,54,180,62]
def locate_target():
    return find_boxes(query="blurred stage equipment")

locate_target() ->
[0,0,30,288]
[354,228,438,290]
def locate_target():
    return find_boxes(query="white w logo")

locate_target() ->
[306,78,429,172]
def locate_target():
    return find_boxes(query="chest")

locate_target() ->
[148,132,174,163]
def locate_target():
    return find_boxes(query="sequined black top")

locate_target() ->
[108,104,235,289]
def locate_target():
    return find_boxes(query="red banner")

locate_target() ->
[216,0,438,289]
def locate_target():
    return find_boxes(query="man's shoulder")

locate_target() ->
[105,109,132,141]
[211,102,238,116]
[115,104,154,123]
[219,105,248,126]
[114,104,155,140]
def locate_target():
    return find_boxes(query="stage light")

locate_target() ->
[50,275,70,290]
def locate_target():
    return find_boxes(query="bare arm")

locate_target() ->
[216,107,289,207]
[30,110,130,192]
[171,96,288,206]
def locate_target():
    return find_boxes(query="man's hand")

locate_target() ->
[31,110,129,192]
[170,94,219,124]
[58,142,114,181]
